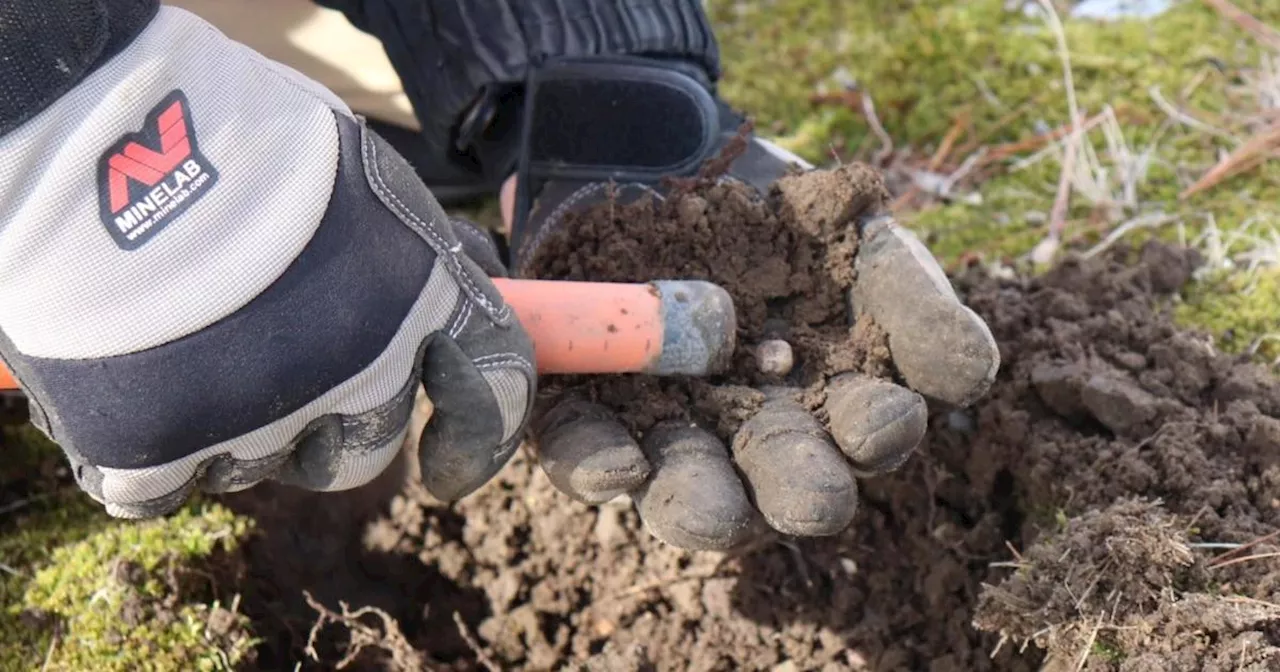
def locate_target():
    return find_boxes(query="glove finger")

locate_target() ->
[635,421,758,551]
[852,216,1000,407]
[416,327,534,501]
[731,390,858,537]
[824,373,928,477]
[530,398,650,504]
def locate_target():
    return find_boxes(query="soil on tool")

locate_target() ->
[520,155,896,437]
[201,169,1280,670]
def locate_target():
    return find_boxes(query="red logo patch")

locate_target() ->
[96,90,219,250]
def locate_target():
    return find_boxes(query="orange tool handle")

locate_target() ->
[491,278,666,375]
[0,278,734,391]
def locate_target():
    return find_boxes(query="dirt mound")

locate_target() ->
[964,243,1280,670]
[520,160,894,436]
[213,163,1280,671]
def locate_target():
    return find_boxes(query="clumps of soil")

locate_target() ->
[961,241,1280,669]
[520,159,893,436]
[974,499,1280,671]
[210,200,1280,670]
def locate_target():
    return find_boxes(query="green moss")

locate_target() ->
[711,0,1279,161]
[3,502,256,671]
[1,426,258,671]
[1092,637,1126,663]
[1178,267,1280,361]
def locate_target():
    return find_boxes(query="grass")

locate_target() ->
[710,0,1280,359]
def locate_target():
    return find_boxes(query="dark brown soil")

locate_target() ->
[965,242,1280,670]
[519,161,895,437]
[207,165,1280,671]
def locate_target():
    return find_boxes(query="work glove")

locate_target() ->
[0,2,535,518]
[506,57,1001,551]
[316,0,720,205]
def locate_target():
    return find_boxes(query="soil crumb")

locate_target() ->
[520,161,892,436]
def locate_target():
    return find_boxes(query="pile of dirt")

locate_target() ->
[964,243,1280,670]
[212,163,1280,671]
[520,156,895,436]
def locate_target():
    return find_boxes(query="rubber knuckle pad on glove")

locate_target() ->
[532,399,650,504]
[853,217,1000,407]
[732,395,857,537]
[635,422,754,550]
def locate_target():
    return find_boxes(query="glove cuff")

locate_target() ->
[320,0,721,196]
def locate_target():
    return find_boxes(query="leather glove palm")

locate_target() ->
[506,58,999,551]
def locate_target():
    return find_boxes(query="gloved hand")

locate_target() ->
[0,3,535,518]
[503,57,1000,550]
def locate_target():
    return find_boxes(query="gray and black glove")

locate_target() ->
[0,0,535,517]
[506,56,1001,550]
[315,0,720,204]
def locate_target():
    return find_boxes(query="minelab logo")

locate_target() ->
[96,90,219,250]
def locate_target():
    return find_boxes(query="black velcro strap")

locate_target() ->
[0,0,158,138]
[521,56,719,182]
[512,56,720,234]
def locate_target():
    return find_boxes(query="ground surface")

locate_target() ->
[179,236,1280,671]
[7,1,1280,670]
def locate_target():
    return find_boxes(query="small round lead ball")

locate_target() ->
[756,339,795,376]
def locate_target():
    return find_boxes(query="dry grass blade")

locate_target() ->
[1074,618,1103,672]
[1180,121,1280,199]
[454,611,501,672]
[1209,551,1280,570]
[1148,85,1241,144]
[1207,529,1280,567]
[1199,0,1280,53]
[1030,0,1082,263]
[861,91,895,165]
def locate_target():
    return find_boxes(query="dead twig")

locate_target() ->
[930,112,970,171]
[1207,529,1280,567]
[861,91,895,165]
[1210,550,1280,570]
[891,112,971,212]
[1180,121,1280,199]
[986,111,1110,167]
[453,612,501,672]
[1199,0,1280,53]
